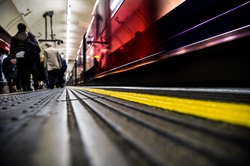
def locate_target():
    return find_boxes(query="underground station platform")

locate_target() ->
[0,87,249,166]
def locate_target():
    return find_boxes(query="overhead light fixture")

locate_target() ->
[38,12,63,45]
[66,0,72,64]
[110,0,124,18]
[57,39,63,45]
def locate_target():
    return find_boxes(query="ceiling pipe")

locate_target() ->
[5,9,31,31]
[43,11,54,40]
[50,14,54,40]
[43,13,48,39]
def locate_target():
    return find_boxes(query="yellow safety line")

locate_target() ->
[76,88,250,128]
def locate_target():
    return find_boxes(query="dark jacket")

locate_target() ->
[2,56,17,79]
[61,58,67,73]
[10,31,27,58]
[10,31,39,62]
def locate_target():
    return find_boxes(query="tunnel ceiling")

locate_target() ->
[1,0,96,73]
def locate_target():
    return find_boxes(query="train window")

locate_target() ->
[110,0,124,18]
[86,17,95,47]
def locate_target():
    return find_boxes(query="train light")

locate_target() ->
[94,55,100,59]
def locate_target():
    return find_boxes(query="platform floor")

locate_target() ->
[0,86,250,166]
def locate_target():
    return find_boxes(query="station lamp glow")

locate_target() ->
[66,0,71,64]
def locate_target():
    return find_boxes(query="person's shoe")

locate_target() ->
[11,86,17,92]
[27,87,33,91]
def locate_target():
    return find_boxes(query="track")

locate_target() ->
[0,87,249,166]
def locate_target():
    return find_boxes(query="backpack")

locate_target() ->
[25,32,41,63]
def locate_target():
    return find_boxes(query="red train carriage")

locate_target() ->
[0,38,10,88]
[68,0,250,87]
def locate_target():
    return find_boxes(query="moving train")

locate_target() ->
[0,38,10,88]
[68,0,250,87]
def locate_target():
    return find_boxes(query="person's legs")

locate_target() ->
[12,77,17,92]
[60,72,64,87]
[6,77,12,92]
[38,80,43,89]
[57,70,62,88]
[16,58,27,91]
[16,77,21,91]
[53,69,59,88]
[25,63,33,91]
[31,63,39,90]
[48,70,54,89]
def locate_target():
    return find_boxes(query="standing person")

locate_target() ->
[9,23,39,91]
[29,47,40,90]
[2,55,18,93]
[26,28,41,91]
[57,54,67,88]
[43,42,62,89]
[37,54,45,89]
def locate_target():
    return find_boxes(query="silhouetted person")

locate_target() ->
[43,42,62,89]
[57,55,67,88]
[10,23,39,91]
[2,55,17,92]
[37,54,45,89]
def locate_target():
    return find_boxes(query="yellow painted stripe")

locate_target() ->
[77,88,250,128]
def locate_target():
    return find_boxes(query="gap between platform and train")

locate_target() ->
[74,88,250,128]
